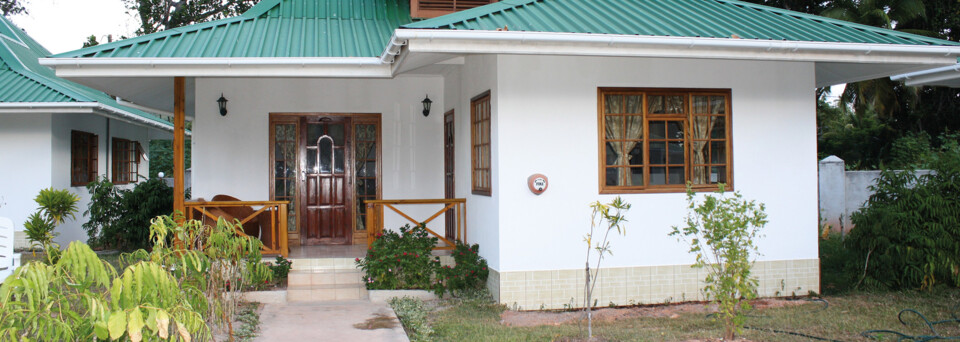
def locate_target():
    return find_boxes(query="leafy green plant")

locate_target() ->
[266,256,293,286]
[389,296,433,342]
[669,184,767,340]
[0,241,210,341]
[84,177,173,251]
[23,188,80,261]
[357,224,438,290]
[846,141,960,290]
[434,242,489,296]
[583,196,631,339]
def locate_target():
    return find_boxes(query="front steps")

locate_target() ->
[286,257,368,302]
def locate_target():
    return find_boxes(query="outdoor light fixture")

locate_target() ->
[217,93,228,116]
[421,95,432,117]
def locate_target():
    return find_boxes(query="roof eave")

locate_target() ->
[0,102,178,133]
[394,30,960,63]
[891,64,960,87]
[39,57,394,78]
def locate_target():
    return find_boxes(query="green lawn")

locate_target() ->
[420,289,960,341]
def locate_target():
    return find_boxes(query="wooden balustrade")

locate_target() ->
[365,198,466,250]
[185,200,290,257]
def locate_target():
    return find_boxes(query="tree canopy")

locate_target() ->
[0,0,26,16]
[124,0,258,35]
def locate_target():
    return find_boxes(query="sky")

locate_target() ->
[9,0,138,54]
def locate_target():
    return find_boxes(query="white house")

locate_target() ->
[39,0,960,309]
[0,16,175,247]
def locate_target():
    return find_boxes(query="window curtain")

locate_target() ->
[604,96,643,185]
[691,97,721,184]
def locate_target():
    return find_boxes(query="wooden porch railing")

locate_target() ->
[185,201,289,257]
[365,198,466,250]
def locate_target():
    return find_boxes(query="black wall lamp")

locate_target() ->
[217,93,228,116]
[421,95,432,117]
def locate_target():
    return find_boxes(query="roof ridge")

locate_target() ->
[713,0,954,45]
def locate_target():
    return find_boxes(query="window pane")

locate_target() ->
[606,142,621,166]
[625,115,643,139]
[649,142,666,164]
[627,143,643,166]
[366,179,377,195]
[334,149,344,174]
[668,142,684,164]
[691,140,707,164]
[629,167,643,186]
[711,141,726,164]
[287,206,296,232]
[364,161,376,177]
[712,166,726,183]
[275,179,285,195]
[605,95,623,114]
[604,116,623,139]
[275,162,285,177]
[649,121,666,139]
[668,121,684,139]
[711,117,726,139]
[606,168,622,186]
[275,125,284,140]
[668,167,685,184]
[650,167,666,185]
[647,95,664,114]
[692,96,708,113]
[666,96,684,113]
[710,96,726,114]
[625,95,642,113]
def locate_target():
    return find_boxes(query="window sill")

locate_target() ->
[599,184,733,194]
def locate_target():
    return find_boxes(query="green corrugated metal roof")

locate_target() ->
[54,0,412,58]
[0,16,173,129]
[404,0,960,46]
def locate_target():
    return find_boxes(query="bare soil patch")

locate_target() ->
[500,298,805,328]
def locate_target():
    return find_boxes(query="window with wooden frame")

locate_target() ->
[598,88,732,193]
[112,138,142,184]
[71,130,98,186]
[471,91,492,196]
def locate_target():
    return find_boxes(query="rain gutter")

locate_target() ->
[0,102,179,134]
[39,57,391,78]
[890,64,960,86]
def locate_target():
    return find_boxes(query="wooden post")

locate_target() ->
[173,77,186,217]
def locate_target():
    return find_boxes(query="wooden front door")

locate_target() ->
[301,116,352,245]
[443,110,455,240]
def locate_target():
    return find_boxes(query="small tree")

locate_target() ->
[669,185,767,340]
[583,196,630,339]
[23,188,80,261]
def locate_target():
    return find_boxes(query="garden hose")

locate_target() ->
[860,307,960,341]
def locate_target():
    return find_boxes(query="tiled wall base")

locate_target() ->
[489,259,819,310]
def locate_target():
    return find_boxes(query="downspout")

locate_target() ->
[106,118,111,181]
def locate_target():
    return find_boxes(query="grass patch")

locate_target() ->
[402,288,960,341]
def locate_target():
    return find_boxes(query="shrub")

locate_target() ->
[357,224,438,290]
[267,256,294,286]
[846,142,960,290]
[434,242,489,296]
[0,241,210,341]
[670,185,767,340]
[84,177,173,251]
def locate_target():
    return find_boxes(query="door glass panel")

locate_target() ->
[319,138,332,173]
[329,124,345,145]
[306,148,317,173]
[307,124,322,144]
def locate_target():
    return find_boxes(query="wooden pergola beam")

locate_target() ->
[173,77,185,216]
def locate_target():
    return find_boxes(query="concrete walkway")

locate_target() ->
[254,300,409,342]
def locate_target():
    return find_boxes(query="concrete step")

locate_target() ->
[288,269,364,287]
[289,257,360,272]
[287,284,368,302]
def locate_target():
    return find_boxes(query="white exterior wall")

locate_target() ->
[51,113,152,246]
[192,77,445,231]
[0,114,53,236]
[446,55,501,270]
[493,55,819,272]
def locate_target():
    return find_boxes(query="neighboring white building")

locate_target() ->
[39,0,960,309]
[0,16,174,247]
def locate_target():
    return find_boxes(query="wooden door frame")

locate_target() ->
[269,113,382,246]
